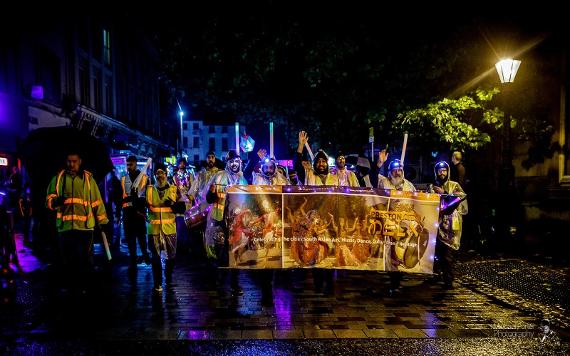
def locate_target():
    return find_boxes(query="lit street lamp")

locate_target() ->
[495,57,521,189]
[177,100,184,154]
[495,58,521,239]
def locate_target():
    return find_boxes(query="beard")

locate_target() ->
[229,164,240,173]
[207,161,215,168]
[315,166,328,175]
[436,175,447,185]
[390,176,404,188]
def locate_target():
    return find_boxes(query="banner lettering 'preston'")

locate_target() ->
[226,186,440,273]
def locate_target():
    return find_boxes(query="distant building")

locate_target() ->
[181,113,245,166]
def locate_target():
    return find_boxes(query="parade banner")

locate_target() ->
[226,185,440,274]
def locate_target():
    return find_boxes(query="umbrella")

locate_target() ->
[20,126,114,188]
[345,154,371,175]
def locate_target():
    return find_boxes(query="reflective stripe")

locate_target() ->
[149,207,172,213]
[150,219,175,224]
[61,214,88,222]
[64,198,88,205]
[47,194,58,210]
[97,214,107,221]
[91,200,102,207]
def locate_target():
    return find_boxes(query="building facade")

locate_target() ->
[0,12,174,173]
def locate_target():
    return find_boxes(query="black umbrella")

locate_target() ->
[20,126,114,187]
[345,154,371,175]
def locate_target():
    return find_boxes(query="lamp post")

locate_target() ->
[177,100,184,154]
[495,58,521,192]
[495,58,521,241]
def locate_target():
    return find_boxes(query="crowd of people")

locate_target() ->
[1,130,468,302]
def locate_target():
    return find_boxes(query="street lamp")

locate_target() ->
[495,57,521,181]
[495,58,521,83]
[177,100,184,153]
[495,57,521,240]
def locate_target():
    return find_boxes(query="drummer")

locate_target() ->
[187,151,221,256]
[189,151,220,205]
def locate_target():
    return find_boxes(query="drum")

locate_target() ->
[184,203,209,229]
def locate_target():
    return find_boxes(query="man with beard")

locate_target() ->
[294,131,338,186]
[187,151,220,255]
[428,161,467,289]
[203,150,248,296]
[46,152,109,295]
[252,149,289,185]
[251,151,288,305]
[190,151,220,202]
[294,131,339,294]
[332,152,359,187]
[121,156,151,276]
[376,152,416,295]
[146,163,178,293]
[377,152,415,192]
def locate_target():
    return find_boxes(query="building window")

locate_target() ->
[35,46,61,104]
[93,69,101,111]
[103,29,111,66]
[222,138,228,151]
[92,24,102,61]
[209,126,215,133]
[183,123,188,130]
[79,60,90,106]
[222,126,228,133]
[193,137,199,148]
[209,138,216,152]
[193,123,199,130]
[104,75,113,115]
[183,137,188,148]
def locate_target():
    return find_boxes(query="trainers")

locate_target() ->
[153,286,163,293]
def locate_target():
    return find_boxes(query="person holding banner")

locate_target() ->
[332,152,359,187]
[121,156,151,276]
[377,153,415,192]
[189,151,220,201]
[376,155,416,295]
[204,149,248,296]
[295,131,338,186]
[146,163,178,294]
[428,161,468,289]
[252,149,289,186]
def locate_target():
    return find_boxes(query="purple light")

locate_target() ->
[31,85,44,100]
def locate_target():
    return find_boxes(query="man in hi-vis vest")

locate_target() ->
[146,162,178,294]
[121,156,150,275]
[46,152,108,295]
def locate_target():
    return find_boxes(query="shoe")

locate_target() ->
[153,286,163,293]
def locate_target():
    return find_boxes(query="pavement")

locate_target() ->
[1,231,568,355]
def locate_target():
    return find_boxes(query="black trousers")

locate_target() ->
[58,230,94,290]
[435,240,455,284]
[123,208,148,265]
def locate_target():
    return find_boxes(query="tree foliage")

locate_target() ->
[396,88,504,152]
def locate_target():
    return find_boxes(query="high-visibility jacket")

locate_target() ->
[146,184,177,235]
[46,170,109,232]
[121,171,148,208]
[304,169,339,186]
